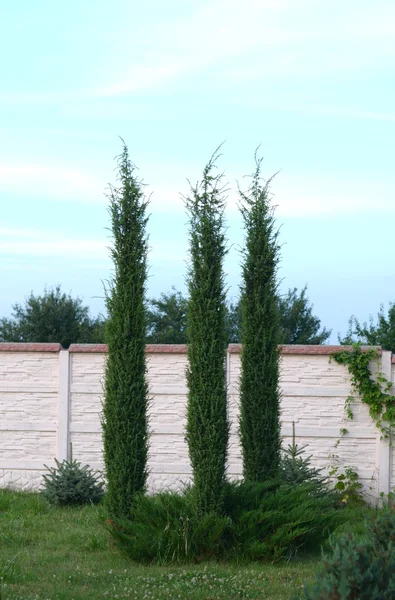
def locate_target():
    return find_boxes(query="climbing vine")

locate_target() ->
[331,343,395,439]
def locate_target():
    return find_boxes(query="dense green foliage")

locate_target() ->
[102,144,150,518]
[0,490,318,600]
[280,423,327,494]
[143,285,329,345]
[332,343,395,438]
[239,158,281,482]
[297,500,395,599]
[279,286,331,345]
[0,285,105,348]
[146,287,188,343]
[108,480,353,564]
[229,286,331,345]
[328,463,365,507]
[339,301,395,352]
[184,150,229,516]
[0,281,330,349]
[41,458,104,506]
[106,489,230,563]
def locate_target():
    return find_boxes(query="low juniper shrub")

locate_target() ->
[42,458,104,506]
[106,479,352,564]
[296,498,395,599]
[105,489,231,563]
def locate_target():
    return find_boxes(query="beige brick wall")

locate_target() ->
[228,350,380,496]
[0,346,60,489]
[0,343,392,498]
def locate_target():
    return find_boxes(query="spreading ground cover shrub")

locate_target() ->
[106,480,354,564]
[296,499,395,599]
[224,481,346,561]
[42,458,104,506]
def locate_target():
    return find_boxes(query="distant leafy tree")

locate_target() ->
[146,290,240,344]
[226,301,242,343]
[144,285,329,345]
[0,285,105,348]
[279,286,331,345]
[146,288,188,344]
[339,302,395,353]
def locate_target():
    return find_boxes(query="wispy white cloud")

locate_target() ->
[93,0,312,96]
[273,180,394,217]
[1,160,393,219]
[144,174,395,218]
[0,228,109,259]
[95,65,182,97]
[93,0,395,96]
[0,227,186,263]
[301,107,395,124]
[0,164,106,203]
[229,101,395,123]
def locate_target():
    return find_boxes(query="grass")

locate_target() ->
[0,489,319,599]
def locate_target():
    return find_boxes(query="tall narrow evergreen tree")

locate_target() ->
[185,149,229,515]
[239,156,281,482]
[102,143,149,517]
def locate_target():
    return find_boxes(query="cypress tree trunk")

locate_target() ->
[185,150,229,515]
[239,158,281,482]
[102,143,149,517]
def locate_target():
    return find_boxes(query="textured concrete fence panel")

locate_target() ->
[0,343,392,498]
[0,343,61,489]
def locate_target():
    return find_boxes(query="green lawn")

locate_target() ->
[0,489,317,600]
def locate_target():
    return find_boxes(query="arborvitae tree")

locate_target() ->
[102,143,149,517]
[185,149,229,515]
[239,156,281,482]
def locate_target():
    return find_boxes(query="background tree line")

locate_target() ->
[2,283,395,351]
[0,283,331,348]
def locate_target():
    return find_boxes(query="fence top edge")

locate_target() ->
[0,343,63,352]
[68,344,190,354]
[67,343,383,356]
[0,343,384,357]
[228,344,383,355]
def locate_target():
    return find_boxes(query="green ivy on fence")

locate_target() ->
[331,343,395,440]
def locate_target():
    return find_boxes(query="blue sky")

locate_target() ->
[0,0,394,341]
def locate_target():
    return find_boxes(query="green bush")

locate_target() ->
[106,481,353,564]
[296,500,395,599]
[42,458,104,506]
[105,489,231,563]
[225,480,346,561]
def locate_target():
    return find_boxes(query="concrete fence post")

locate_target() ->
[377,350,392,497]
[57,349,71,462]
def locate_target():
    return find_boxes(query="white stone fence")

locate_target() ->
[0,342,394,498]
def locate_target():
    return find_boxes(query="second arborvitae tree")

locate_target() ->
[239,156,281,482]
[102,143,150,518]
[185,150,229,515]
